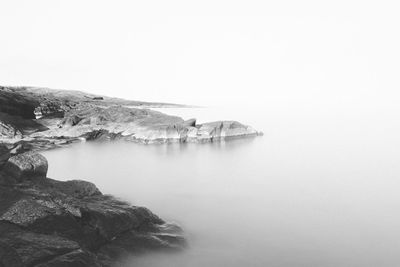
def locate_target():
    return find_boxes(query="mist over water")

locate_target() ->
[42,100,400,267]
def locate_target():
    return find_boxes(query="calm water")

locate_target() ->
[42,101,400,267]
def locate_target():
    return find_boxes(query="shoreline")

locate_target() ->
[0,85,261,266]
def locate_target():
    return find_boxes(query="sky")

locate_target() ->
[1,0,399,106]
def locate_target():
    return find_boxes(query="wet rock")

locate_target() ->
[0,241,23,267]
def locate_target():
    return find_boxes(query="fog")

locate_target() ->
[4,1,400,265]
[1,0,400,107]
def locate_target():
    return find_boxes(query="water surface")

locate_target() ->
[42,101,400,267]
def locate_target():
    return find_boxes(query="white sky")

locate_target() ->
[1,0,399,106]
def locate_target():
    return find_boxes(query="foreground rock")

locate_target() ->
[0,149,185,266]
[0,86,261,149]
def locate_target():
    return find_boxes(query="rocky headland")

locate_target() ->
[0,86,261,266]
[0,86,261,150]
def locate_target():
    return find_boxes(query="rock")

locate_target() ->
[0,221,86,267]
[0,86,39,119]
[59,115,82,127]
[0,120,23,138]
[0,176,185,266]
[81,129,120,141]
[0,144,11,166]
[196,121,259,142]
[183,118,196,127]
[53,180,102,198]
[34,249,101,267]
[0,86,261,148]
[0,241,23,267]
[3,231,80,266]
[34,101,68,119]
[0,112,48,138]
[3,152,48,182]
[0,86,199,266]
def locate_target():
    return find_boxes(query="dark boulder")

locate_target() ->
[3,152,48,182]
[0,175,185,266]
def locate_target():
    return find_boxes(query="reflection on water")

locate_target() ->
[42,104,400,267]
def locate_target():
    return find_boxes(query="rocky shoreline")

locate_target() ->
[0,86,261,151]
[0,147,185,266]
[0,86,261,266]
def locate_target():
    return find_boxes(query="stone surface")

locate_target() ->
[3,152,48,182]
[183,118,196,127]
[0,144,10,166]
[0,173,185,266]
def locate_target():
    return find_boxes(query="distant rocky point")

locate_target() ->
[0,86,261,150]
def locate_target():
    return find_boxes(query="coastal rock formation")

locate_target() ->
[0,86,261,266]
[0,86,261,149]
[0,151,185,266]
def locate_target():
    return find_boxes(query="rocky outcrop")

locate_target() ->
[0,151,185,267]
[194,121,259,142]
[0,85,262,266]
[0,86,261,149]
[0,86,39,119]
[0,112,48,139]
[0,120,23,139]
